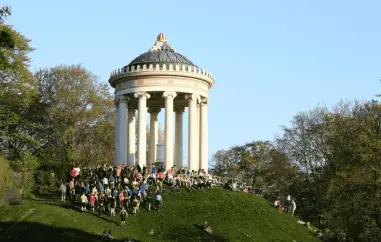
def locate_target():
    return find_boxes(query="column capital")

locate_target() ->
[148,107,161,114]
[175,106,186,113]
[162,91,177,99]
[115,95,129,104]
[199,98,208,106]
[185,93,200,103]
[128,104,137,110]
[134,91,151,100]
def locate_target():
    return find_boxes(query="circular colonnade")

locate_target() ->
[109,33,214,172]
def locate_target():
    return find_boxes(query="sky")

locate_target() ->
[5,0,381,163]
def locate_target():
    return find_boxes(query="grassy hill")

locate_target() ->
[0,188,318,242]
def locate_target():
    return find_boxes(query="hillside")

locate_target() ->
[0,188,318,242]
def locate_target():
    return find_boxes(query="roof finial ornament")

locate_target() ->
[157,32,167,42]
[149,32,175,52]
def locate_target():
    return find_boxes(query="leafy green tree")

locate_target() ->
[240,141,272,187]
[277,106,334,226]
[0,6,11,21]
[211,146,245,178]
[262,148,295,201]
[324,100,381,241]
[35,65,115,178]
[0,6,37,161]
[211,149,231,176]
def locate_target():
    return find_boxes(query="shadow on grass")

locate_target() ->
[44,201,121,226]
[0,221,131,242]
[34,187,60,199]
[165,225,229,242]
[193,223,204,229]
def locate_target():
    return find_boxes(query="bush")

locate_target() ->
[21,152,39,198]
[263,186,280,202]
[9,152,39,198]
[36,170,55,187]
[0,155,13,205]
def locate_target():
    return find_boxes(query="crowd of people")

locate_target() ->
[58,164,215,227]
[57,163,297,241]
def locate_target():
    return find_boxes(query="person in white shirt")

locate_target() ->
[123,177,129,186]
[102,177,108,186]
[232,182,237,191]
[274,200,280,208]
[291,200,296,217]
[105,187,112,197]
[92,187,97,196]
[59,183,67,202]
[80,193,88,211]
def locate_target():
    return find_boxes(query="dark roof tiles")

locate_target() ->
[128,50,197,67]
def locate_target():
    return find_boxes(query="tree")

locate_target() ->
[34,65,114,178]
[211,149,231,176]
[276,106,334,226]
[324,100,381,241]
[0,6,37,161]
[262,148,295,201]
[0,6,11,21]
[240,141,272,187]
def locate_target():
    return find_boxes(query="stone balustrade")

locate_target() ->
[110,63,213,79]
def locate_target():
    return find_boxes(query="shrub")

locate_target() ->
[9,152,39,198]
[36,170,55,187]
[0,155,13,205]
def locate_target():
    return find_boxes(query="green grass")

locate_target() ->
[0,188,318,241]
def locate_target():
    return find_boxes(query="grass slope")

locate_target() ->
[0,188,317,242]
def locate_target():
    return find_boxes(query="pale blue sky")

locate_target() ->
[5,1,381,163]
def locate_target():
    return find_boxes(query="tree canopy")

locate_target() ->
[211,100,381,240]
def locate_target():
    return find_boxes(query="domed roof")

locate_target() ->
[129,50,195,66]
[126,33,198,68]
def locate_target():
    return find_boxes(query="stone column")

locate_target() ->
[115,96,128,166]
[196,103,200,171]
[127,106,136,167]
[115,99,119,165]
[134,92,150,168]
[163,91,177,171]
[199,99,208,173]
[175,107,185,168]
[148,107,161,168]
[186,94,200,172]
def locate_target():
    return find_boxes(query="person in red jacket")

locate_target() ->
[90,193,96,212]
[119,192,124,209]
[116,166,122,182]
[135,172,142,182]
[157,171,164,181]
